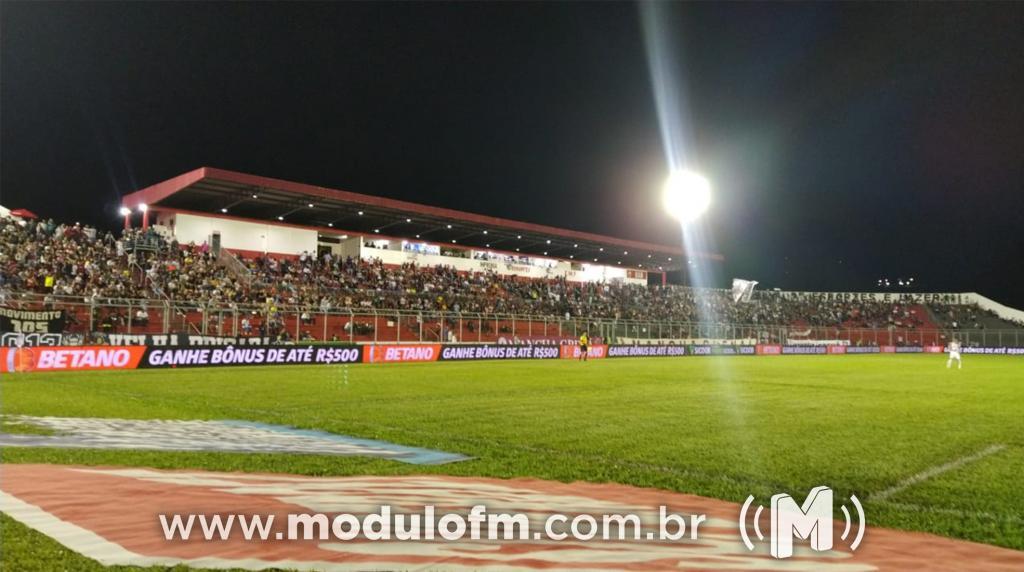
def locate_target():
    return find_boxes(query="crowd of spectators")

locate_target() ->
[2,215,1019,330]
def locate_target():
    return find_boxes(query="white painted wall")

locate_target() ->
[363,243,645,284]
[166,213,318,255]
[158,212,647,284]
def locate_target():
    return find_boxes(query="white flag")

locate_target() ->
[731,278,758,303]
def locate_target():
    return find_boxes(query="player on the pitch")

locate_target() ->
[579,332,589,361]
[946,339,962,369]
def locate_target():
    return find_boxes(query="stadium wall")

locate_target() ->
[160,212,318,254]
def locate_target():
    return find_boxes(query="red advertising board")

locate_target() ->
[755,344,782,355]
[827,345,847,355]
[559,344,607,359]
[362,344,441,363]
[1,346,147,373]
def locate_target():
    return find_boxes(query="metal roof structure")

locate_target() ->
[123,167,720,271]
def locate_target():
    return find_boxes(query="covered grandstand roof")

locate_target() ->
[123,167,720,271]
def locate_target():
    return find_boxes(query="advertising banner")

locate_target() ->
[846,346,881,354]
[141,345,362,369]
[363,344,441,363]
[607,345,686,358]
[0,308,66,334]
[782,346,828,355]
[6,341,1019,374]
[439,345,560,361]
[687,345,756,356]
[560,344,607,359]
[1,346,147,373]
[962,347,1024,355]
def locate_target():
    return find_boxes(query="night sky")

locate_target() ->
[2,2,1022,306]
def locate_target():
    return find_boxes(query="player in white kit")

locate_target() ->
[946,339,962,369]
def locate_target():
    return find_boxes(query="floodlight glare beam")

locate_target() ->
[662,170,711,223]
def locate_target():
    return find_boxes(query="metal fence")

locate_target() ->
[2,292,1023,347]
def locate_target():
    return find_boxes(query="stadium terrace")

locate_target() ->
[1,200,1023,349]
[120,167,703,281]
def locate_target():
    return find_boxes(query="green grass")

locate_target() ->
[2,355,1023,570]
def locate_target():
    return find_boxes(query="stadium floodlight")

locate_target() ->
[662,170,711,223]
[138,203,148,213]
[118,207,131,217]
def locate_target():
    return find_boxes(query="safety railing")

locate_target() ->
[2,291,1022,347]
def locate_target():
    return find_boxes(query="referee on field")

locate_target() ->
[578,332,589,361]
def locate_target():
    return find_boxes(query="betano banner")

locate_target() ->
[2,343,1017,373]
[2,346,147,373]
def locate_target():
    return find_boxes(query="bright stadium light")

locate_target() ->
[662,170,710,223]
[118,207,131,217]
[138,203,148,213]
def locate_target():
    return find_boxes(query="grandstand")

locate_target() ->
[2,170,1022,348]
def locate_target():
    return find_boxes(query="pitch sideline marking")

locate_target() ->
[871,444,1006,502]
[875,500,1024,525]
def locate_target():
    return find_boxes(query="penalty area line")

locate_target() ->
[871,444,1006,502]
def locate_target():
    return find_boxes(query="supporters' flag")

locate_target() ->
[731,278,758,303]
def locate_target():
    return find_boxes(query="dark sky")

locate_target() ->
[2,2,1022,306]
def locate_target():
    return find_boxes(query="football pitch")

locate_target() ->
[1,354,1022,570]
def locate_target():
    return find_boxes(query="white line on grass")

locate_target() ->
[875,500,1024,525]
[871,444,1006,501]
